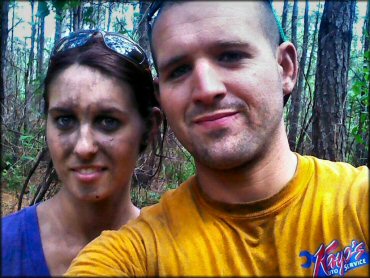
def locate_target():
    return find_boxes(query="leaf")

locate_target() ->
[364,51,370,59]
[360,113,369,124]
[52,0,68,11]
[20,135,33,141]
[66,0,82,9]
[351,126,359,134]
[36,0,50,18]
[352,83,361,95]
[84,6,94,18]
[22,156,36,162]
[354,134,364,145]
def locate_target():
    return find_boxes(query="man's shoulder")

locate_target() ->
[298,154,369,192]
[300,154,368,175]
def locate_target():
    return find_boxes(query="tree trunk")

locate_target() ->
[37,1,46,75]
[107,2,114,31]
[97,0,102,27]
[137,1,151,57]
[312,0,356,161]
[281,0,289,36]
[23,0,37,133]
[10,1,15,53]
[1,0,9,170]
[72,2,82,32]
[88,0,95,30]
[53,0,65,45]
[287,0,300,150]
[1,0,9,66]
[297,3,320,154]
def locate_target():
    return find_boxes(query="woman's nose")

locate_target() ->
[73,124,98,160]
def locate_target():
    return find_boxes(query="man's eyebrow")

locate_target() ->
[158,40,252,72]
[158,54,187,73]
[212,40,252,49]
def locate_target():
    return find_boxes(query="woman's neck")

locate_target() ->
[37,188,139,275]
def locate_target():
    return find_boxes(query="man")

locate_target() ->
[66,1,369,276]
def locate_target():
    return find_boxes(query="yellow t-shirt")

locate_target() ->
[66,154,369,276]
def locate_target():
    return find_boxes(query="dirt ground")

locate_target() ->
[2,191,19,217]
[1,188,31,217]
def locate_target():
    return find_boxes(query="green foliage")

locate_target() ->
[83,6,96,25]
[163,154,195,187]
[348,49,369,156]
[51,0,68,11]
[66,0,82,10]
[2,163,24,193]
[36,0,50,18]
[130,149,196,208]
[131,188,162,208]
[2,129,44,193]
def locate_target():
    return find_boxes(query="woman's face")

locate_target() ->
[46,65,145,202]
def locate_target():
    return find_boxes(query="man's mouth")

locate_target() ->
[194,111,238,123]
[193,111,239,129]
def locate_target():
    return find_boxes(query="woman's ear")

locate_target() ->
[153,77,160,104]
[277,42,298,99]
[149,107,163,145]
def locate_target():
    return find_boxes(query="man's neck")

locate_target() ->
[195,142,298,204]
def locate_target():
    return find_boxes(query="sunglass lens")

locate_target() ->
[104,35,144,64]
[54,32,93,54]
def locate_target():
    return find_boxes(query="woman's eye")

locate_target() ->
[168,64,192,80]
[97,117,121,132]
[55,116,75,130]
[219,51,246,63]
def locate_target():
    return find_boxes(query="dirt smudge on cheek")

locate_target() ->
[58,132,77,154]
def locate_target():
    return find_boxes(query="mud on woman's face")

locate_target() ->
[46,65,145,201]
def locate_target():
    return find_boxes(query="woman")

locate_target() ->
[2,30,162,276]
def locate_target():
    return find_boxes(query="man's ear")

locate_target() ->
[153,77,160,104]
[277,42,298,99]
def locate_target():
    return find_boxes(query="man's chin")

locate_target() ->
[194,151,255,171]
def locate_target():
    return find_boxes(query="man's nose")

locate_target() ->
[191,59,226,105]
[74,124,98,160]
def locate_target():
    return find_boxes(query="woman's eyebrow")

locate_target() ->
[48,106,75,114]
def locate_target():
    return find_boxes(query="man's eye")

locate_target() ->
[55,116,75,130]
[168,64,192,80]
[218,51,246,63]
[97,117,121,132]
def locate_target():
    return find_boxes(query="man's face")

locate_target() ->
[153,1,295,170]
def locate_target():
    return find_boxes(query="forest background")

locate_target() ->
[1,0,369,216]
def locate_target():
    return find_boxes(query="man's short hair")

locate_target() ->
[147,0,286,61]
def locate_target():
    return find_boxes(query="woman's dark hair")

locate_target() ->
[19,34,167,207]
[43,35,158,153]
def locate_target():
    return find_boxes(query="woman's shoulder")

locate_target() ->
[2,204,50,276]
[2,204,39,236]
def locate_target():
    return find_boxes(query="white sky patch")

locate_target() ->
[10,1,368,47]
[11,1,137,41]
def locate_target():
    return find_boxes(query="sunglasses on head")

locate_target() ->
[52,30,150,70]
[146,0,287,44]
